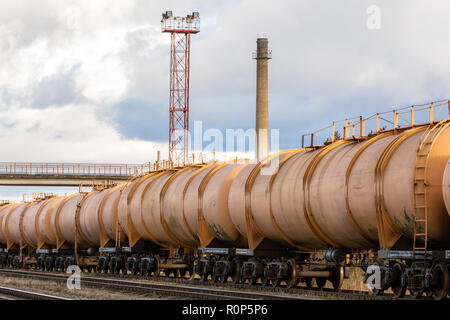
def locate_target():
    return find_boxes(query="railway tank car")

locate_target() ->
[0,109,449,300]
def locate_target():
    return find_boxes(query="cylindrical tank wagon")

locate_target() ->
[116,171,197,276]
[0,190,126,272]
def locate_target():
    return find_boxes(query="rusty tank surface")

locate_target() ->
[117,173,177,248]
[120,169,197,248]
[200,162,249,247]
[77,189,112,247]
[227,124,450,251]
[117,167,205,250]
[35,197,65,249]
[54,193,85,248]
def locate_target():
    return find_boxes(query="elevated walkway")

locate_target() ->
[0,162,148,186]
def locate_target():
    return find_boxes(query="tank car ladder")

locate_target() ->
[412,121,446,256]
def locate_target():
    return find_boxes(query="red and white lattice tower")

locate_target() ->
[161,11,200,167]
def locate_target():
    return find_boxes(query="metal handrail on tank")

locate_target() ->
[301,100,450,148]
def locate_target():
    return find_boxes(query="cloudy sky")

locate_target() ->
[1,0,450,198]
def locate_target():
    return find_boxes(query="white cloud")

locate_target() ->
[0,103,167,163]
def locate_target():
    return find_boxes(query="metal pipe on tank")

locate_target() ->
[253,38,271,161]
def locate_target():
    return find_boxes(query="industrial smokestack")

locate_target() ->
[253,38,271,161]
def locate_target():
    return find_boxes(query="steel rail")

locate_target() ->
[86,270,398,300]
[0,269,314,300]
[0,268,394,300]
[0,285,71,300]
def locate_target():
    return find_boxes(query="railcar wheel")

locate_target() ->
[431,263,449,301]
[200,260,210,282]
[232,259,241,284]
[270,262,280,287]
[286,277,298,288]
[286,259,298,289]
[391,263,406,298]
[240,263,249,285]
[248,276,257,286]
[212,268,220,283]
[303,277,313,289]
[316,277,327,289]
[187,266,194,278]
[36,257,43,270]
[371,288,384,296]
[141,265,149,277]
[12,256,20,269]
[153,256,161,278]
[200,272,208,282]
[220,273,228,283]
[44,257,53,271]
[109,257,116,274]
[115,265,121,275]
[331,265,344,291]
[222,258,233,283]
[262,268,269,286]
[179,269,187,279]
[409,289,423,299]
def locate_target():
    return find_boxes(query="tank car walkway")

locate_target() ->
[0,162,148,186]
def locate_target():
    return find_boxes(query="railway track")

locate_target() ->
[147,275,394,300]
[0,268,396,300]
[0,269,316,300]
[0,285,71,300]
[101,272,396,300]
